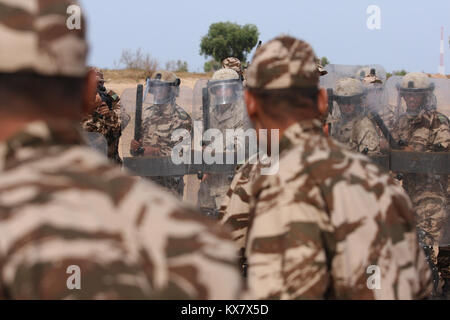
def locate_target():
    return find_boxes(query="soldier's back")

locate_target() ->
[245,119,432,299]
[0,121,240,299]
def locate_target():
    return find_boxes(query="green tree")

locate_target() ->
[200,22,259,64]
[386,69,408,79]
[203,59,221,73]
[320,57,330,67]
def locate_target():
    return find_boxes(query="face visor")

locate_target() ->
[148,78,180,105]
[208,79,242,106]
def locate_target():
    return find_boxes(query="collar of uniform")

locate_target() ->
[279,119,323,153]
[0,120,84,171]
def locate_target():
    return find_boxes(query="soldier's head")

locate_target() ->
[397,72,435,113]
[208,69,242,109]
[245,36,328,137]
[357,67,383,86]
[222,57,243,79]
[0,0,96,139]
[93,68,106,90]
[333,78,365,118]
[148,70,180,106]
[316,58,328,76]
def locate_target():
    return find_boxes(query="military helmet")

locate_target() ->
[335,78,365,97]
[356,67,383,85]
[222,57,242,76]
[398,72,434,93]
[147,70,181,105]
[208,69,241,106]
[356,67,372,79]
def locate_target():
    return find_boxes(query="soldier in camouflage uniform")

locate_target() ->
[130,71,192,197]
[220,35,432,299]
[0,0,242,299]
[81,68,127,164]
[197,69,251,218]
[390,72,450,296]
[222,57,244,82]
[330,78,381,155]
[356,68,397,132]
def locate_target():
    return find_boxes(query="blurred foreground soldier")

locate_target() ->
[197,69,250,218]
[331,78,381,155]
[81,68,126,164]
[391,72,450,295]
[0,0,241,299]
[222,35,432,299]
[130,71,192,197]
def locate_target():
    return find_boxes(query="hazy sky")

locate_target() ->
[79,0,450,74]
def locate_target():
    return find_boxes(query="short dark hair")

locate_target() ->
[248,87,319,121]
[0,72,85,112]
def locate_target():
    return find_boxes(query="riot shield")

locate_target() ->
[320,64,387,89]
[323,71,386,156]
[81,131,108,157]
[384,75,450,254]
[120,81,194,199]
[386,76,450,118]
[190,78,255,218]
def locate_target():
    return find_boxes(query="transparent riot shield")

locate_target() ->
[323,71,387,157]
[385,76,450,254]
[120,81,194,199]
[386,76,450,118]
[190,78,255,218]
[81,131,108,157]
[320,64,387,89]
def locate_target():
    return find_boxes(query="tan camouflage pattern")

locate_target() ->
[198,101,250,210]
[363,74,383,85]
[0,0,88,77]
[391,109,449,249]
[237,119,432,299]
[141,103,192,157]
[141,102,192,196]
[334,78,364,97]
[401,72,431,90]
[219,153,271,274]
[222,57,242,76]
[81,90,125,164]
[212,68,240,81]
[246,36,319,90]
[0,120,242,299]
[332,115,381,155]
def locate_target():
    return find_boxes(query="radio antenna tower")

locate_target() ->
[438,27,445,75]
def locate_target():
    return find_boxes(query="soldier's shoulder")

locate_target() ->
[435,111,449,125]
[175,105,191,120]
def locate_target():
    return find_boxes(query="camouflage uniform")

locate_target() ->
[198,69,251,216]
[222,35,432,299]
[141,102,192,195]
[331,78,381,155]
[0,0,241,299]
[139,71,193,196]
[390,73,450,293]
[81,72,124,164]
[222,57,243,79]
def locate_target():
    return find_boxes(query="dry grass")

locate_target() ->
[102,69,212,83]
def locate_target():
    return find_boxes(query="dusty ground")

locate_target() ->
[103,69,211,95]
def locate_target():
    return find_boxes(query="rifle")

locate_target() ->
[369,111,405,149]
[97,84,114,110]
